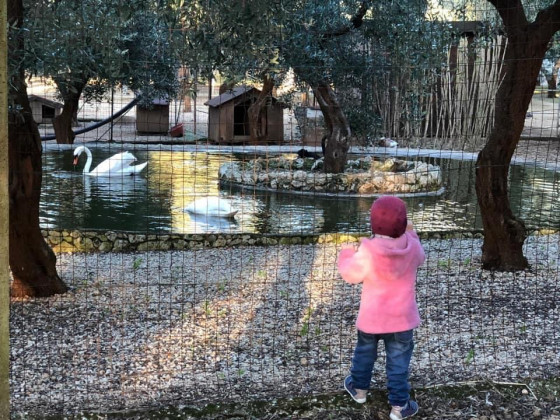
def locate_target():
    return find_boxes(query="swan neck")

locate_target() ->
[83,147,93,173]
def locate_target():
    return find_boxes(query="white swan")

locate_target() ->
[73,146,147,176]
[185,197,238,218]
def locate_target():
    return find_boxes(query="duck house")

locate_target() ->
[28,95,63,124]
[136,98,170,134]
[205,86,284,144]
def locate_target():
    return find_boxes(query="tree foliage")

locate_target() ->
[23,0,180,142]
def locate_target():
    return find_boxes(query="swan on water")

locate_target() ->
[185,197,238,218]
[73,145,147,176]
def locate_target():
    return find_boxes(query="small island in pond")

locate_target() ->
[219,154,443,196]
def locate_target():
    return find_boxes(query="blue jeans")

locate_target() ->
[350,329,414,407]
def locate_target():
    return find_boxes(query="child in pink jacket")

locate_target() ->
[338,196,425,420]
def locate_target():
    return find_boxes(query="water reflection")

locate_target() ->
[40,147,560,234]
[187,213,239,233]
[82,175,147,204]
[509,165,560,229]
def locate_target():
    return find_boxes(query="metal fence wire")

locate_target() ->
[8,0,560,417]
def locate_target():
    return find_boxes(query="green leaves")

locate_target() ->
[22,0,180,104]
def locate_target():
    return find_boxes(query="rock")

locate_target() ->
[98,241,113,252]
[105,231,118,242]
[112,239,129,252]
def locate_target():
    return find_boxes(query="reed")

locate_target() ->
[369,36,507,150]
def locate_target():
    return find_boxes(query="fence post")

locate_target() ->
[0,0,10,417]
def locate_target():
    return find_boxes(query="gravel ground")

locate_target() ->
[9,233,560,418]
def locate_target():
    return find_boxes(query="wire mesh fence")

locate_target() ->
[7,0,560,417]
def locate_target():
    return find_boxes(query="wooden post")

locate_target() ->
[0,0,11,417]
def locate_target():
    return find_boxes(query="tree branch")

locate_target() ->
[322,1,370,40]
[488,0,560,43]
[486,0,528,35]
[531,0,560,42]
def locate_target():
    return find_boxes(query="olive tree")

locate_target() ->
[25,0,180,143]
[8,0,68,297]
[7,0,180,297]
[475,0,560,270]
[178,0,291,143]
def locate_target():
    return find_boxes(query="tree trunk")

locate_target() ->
[8,0,68,297]
[248,76,274,144]
[313,82,351,173]
[9,112,69,297]
[53,81,86,144]
[475,32,547,271]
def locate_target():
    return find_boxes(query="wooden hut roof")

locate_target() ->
[449,21,484,37]
[149,97,169,106]
[205,86,259,108]
[28,95,63,109]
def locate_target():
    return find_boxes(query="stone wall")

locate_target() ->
[40,229,505,254]
[42,229,335,253]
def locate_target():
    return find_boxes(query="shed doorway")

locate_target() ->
[233,99,252,136]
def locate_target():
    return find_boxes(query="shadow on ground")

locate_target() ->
[21,379,560,420]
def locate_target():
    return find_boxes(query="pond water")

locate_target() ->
[40,145,560,235]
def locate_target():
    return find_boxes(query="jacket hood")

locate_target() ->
[360,231,422,280]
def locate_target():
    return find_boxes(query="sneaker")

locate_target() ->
[390,400,419,419]
[343,375,367,403]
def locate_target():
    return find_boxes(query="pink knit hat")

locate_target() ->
[370,196,408,238]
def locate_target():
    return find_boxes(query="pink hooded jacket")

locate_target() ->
[337,230,425,334]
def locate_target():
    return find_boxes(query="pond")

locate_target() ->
[40,144,560,235]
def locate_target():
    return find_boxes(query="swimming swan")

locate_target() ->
[185,197,238,218]
[73,146,147,176]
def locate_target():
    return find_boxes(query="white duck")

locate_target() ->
[185,197,238,218]
[73,145,147,176]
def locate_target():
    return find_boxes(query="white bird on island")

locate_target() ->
[72,145,147,176]
[378,137,398,148]
[185,196,238,218]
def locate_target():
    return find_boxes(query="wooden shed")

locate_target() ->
[136,98,170,134]
[28,95,63,124]
[205,86,284,144]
